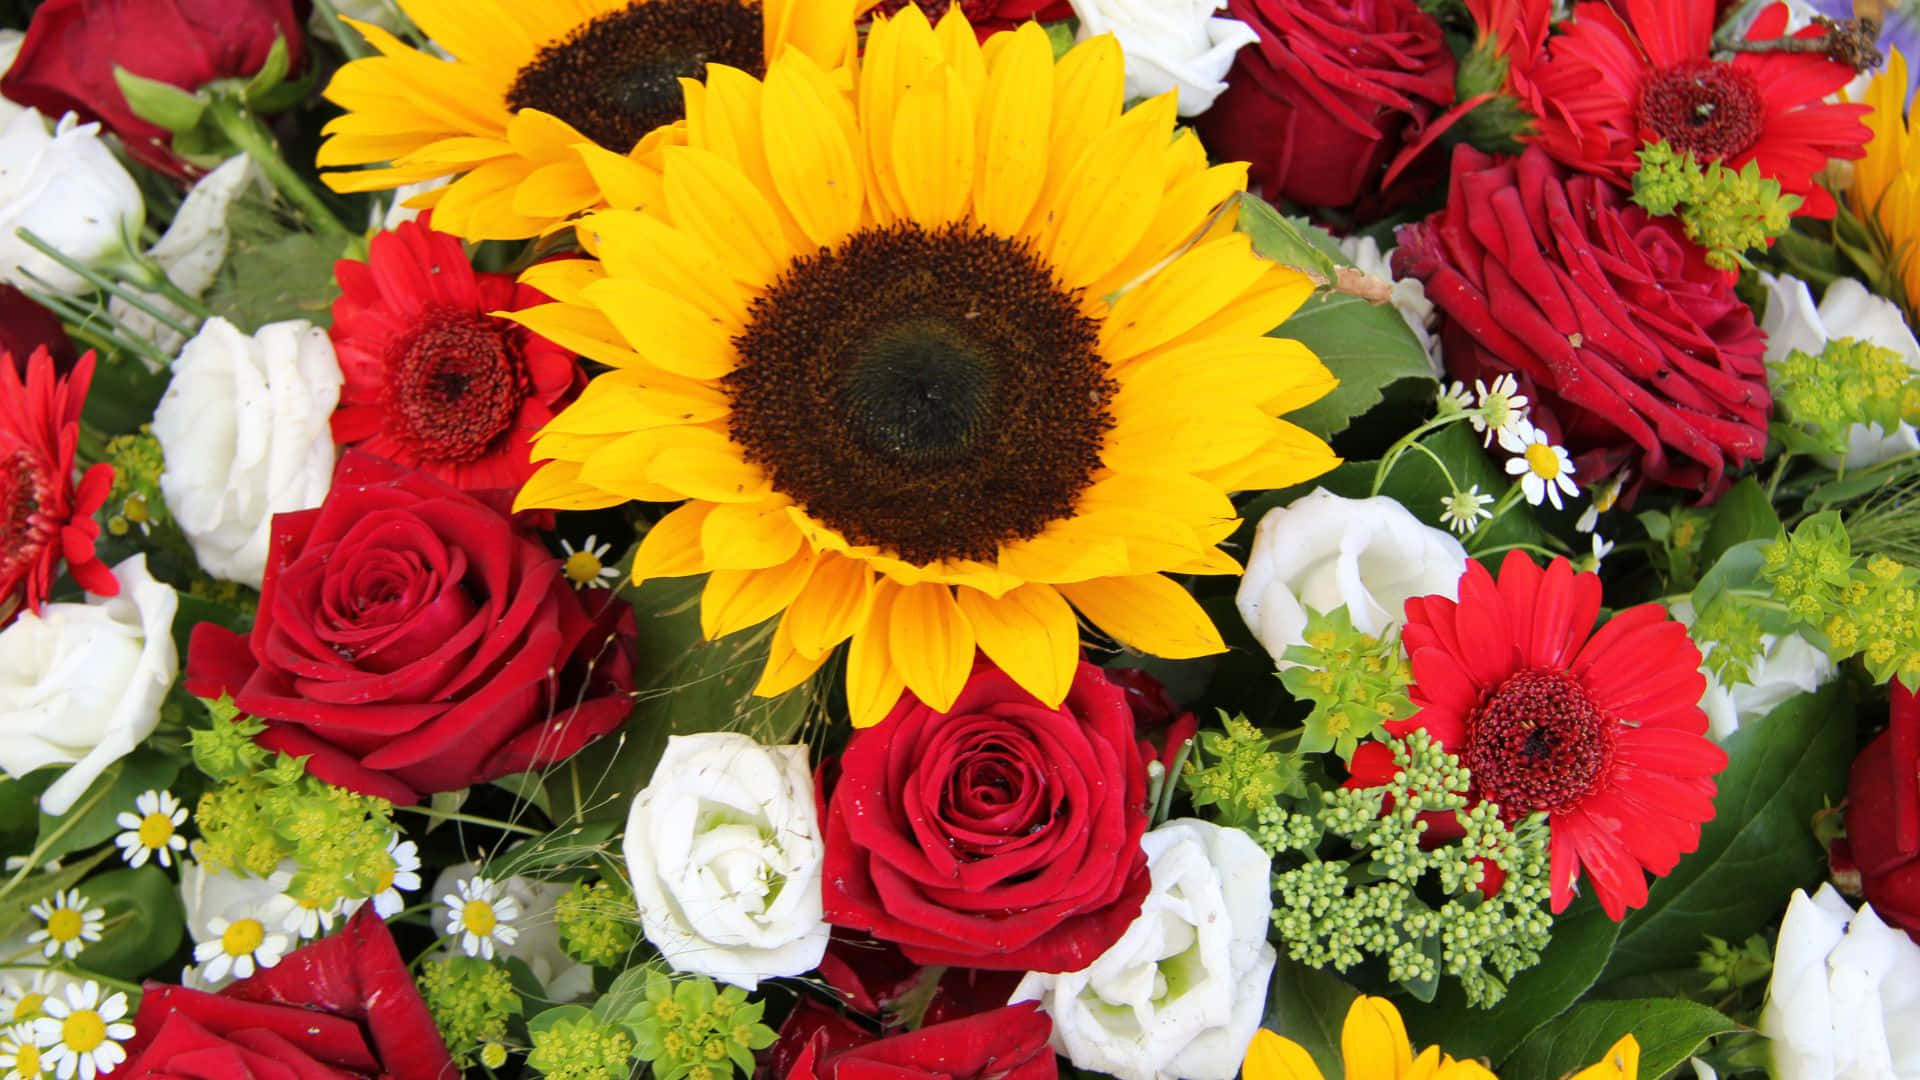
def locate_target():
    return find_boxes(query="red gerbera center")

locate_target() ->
[1461,669,1616,816]
[0,448,49,583]
[1637,60,1765,161]
[385,309,526,464]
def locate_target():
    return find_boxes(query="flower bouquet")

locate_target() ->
[0,0,1916,1078]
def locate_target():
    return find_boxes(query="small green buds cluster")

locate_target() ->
[418,955,523,1067]
[1690,594,1771,687]
[103,430,168,538]
[1771,337,1920,456]
[1182,713,1305,829]
[527,1013,634,1080]
[628,972,776,1080]
[1280,607,1416,761]
[1268,732,1553,1008]
[1633,141,1800,270]
[1750,513,1920,682]
[556,879,639,968]
[1699,933,1773,993]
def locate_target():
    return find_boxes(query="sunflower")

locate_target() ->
[1852,48,1920,316]
[316,0,864,240]
[511,6,1341,727]
[1243,996,1641,1080]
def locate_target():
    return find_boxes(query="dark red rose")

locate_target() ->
[1106,666,1199,774]
[785,1003,1056,1080]
[0,286,77,375]
[185,450,637,805]
[862,0,1072,36]
[1395,145,1769,503]
[822,660,1151,972]
[1,0,307,178]
[120,906,455,1080]
[1846,680,1920,943]
[1197,0,1457,215]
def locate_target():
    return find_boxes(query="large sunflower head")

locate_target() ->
[511,6,1342,727]
[316,0,863,239]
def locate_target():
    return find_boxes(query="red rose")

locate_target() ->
[1395,145,1769,502]
[1846,680,1920,942]
[785,1002,1056,1080]
[0,0,307,177]
[0,286,77,375]
[1197,0,1457,215]
[119,906,455,1080]
[185,451,638,805]
[822,660,1151,972]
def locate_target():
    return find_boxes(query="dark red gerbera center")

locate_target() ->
[385,309,527,465]
[1637,60,1765,162]
[0,448,50,589]
[1461,669,1616,815]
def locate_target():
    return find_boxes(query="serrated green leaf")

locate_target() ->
[73,864,184,979]
[1502,998,1738,1080]
[1259,951,1358,1079]
[1275,290,1436,441]
[204,231,351,332]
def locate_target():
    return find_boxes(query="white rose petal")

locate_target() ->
[110,156,264,359]
[1069,0,1258,116]
[1237,488,1467,667]
[624,733,829,990]
[0,556,178,816]
[152,316,343,587]
[1762,272,1920,469]
[1012,818,1276,1080]
[0,109,145,296]
[1759,885,1920,1080]
[429,863,594,1001]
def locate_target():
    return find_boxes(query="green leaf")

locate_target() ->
[1274,289,1436,441]
[75,864,184,979]
[1502,998,1739,1080]
[1399,901,1622,1067]
[1259,952,1358,1078]
[0,772,54,853]
[527,1004,593,1038]
[1238,195,1340,284]
[1688,539,1772,617]
[1602,687,1851,981]
[170,591,252,664]
[204,230,351,332]
[1700,476,1781,569]
[34,749,182,865]
[241,36,293,103]
[112,67,208,133]
[79,353,168,438]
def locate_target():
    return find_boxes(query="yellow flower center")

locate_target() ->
[13,1041,41,1075]
[45,909,83,943]
[12,992,44,1022]
[61,1010,106,1055]
[136,812,175,850]
[221,918,265,958]
[375,866,397,893]
[1525,443,1562,479]
[123,494,150,525]
[564,550,604,584]
[462,899,498,937]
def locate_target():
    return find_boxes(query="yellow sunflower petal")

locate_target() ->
[1034,33,1123,230]
[765,0,862,69]
[762,50,865,248]
[932,6,987,100]
[972,20,1053,237]
[539,371,726,435]
[1566,1036,1640,1080]
[1243,1030,1326,1080]
[755,612,832,697]
[582,277,737,380]
[1099,233,1272,361]
[1197,418,1343,492]
[890,64,975,227]
[1341,997,1416,1080]
[847,582,908,728]
[995,530,1132,584]
[887,583,975,713]
[518,258,605,304]
[702,500,805,570]
[953,583,1077,707]
[631,502,715,585]
[785,553,875,659]
[661,145,797,287]
[1039,92,1177,289]
[1057,574,1225,659]
[643,429,772,503]
[703,548,819,639]
[501,301,640,370]
[512,460,630,513]
[512,159,605,219]
[584,210,752,326]
[859,3,946,224]
[575,142,666,212]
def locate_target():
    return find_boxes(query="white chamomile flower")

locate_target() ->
[443,876,520,960]
[0,1021,45,1080]
[0,974,57,1028]
[26,892,103,961]
[1472,374,1531,446]
[31,981,132,1080]
[267,891,345,941]
[1583,534,1616,573]
[113,789,188,869]
[370,833,422,919]
[1,858,59,874]
[192,914,289,984]
[559,535,621,590]
[1575,470,1629,533]
[1438,485,1496,536]
[1502,424,1579,510]
[1437,379,1474,414]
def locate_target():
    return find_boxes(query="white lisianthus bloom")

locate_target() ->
[110,156,263,359]
[1338,235,1443,378]
[429,863,594,1001]
[1758,885,1920,1080]
[1671,600,1836,740]
[0,109,144,296]
[1237,488,1467,668]
[152,317,342,587]
[624,733,829,990]
[1761,272,1920,468]
[1012,819,1276,1080]
[1069,0,1257,116]
[0,555,177,816]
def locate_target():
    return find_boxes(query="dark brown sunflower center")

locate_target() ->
[1461,669,1615,816]
[506,0,765,154]
[1637,60,1764,162]
[725,223,1112,566]
[387,308,527,463]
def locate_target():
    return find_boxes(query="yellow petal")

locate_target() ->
[953,583,1078,707]
[1034,33,1123,231]
[932,5,986,100]
[858,3,944,224]
[1039,93,1176,289]
[702,500,805,570]
[512,460,629,513]
[846,581,908,728]
[765,0,861,68]
[1242,1030,1326,1080]
[1196,418,1342,492]
[1340,997,1415,1080]
[890,64,975,227]
[631,502,715,586]
[762,50,865,249]
[646,434,772,503]
[1566,1036,1640,1080]
[661,145,795,287]
[972,20,1053,237]
[518,258,604,304]
[703,548,819,639]
[582,277,737,380]
[1058,574,1225,659]
[887,583,975,713]
[584,210,752,327]
[575,142,666,211]
[1099,233,1271,361]
[755,612,832,698]
[504,301,640,370]
[995,530,1131,584]
[785,553,874,659]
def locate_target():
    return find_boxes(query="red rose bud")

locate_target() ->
[184,450,638,805]
[822,660,1152,972]
[119,906,455,1080]
[784,1002,1057,1080]
[1395,146,1769,503]
[1197,0,1457,217]
[1846,680,1920,943]
[1,0,308,178]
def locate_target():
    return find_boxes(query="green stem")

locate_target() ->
[207,100,352,237]
[309,0,375,60]
[1766,451,1795,503]
[396,806,542,837]
[1372,412,1472,497]
[1464,479,1532,554]
[123,251,215,321]
[13,231,198,340]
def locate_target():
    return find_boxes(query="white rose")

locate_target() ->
[1070,0,1257,116]
[1762,272,1920,469]
[1337,235,1443,379]
[1759,885,1920,1080]
[429,863,594,1001]
[0,109,144,296]
[152,317,342,587]
[0,555,178,816]
[0,32,27,129]
[623,733,829,990]
[1237,488,1468,667]
[380,176,451,231]
[110,156,264,359]
[1012,819,1276,1080]
[1671,600,1836,740]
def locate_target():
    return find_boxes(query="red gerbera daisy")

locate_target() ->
[1392,551,1727,920]
[0,347,115,623]
[328,217,584,492]
[1524,0,1870,217]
